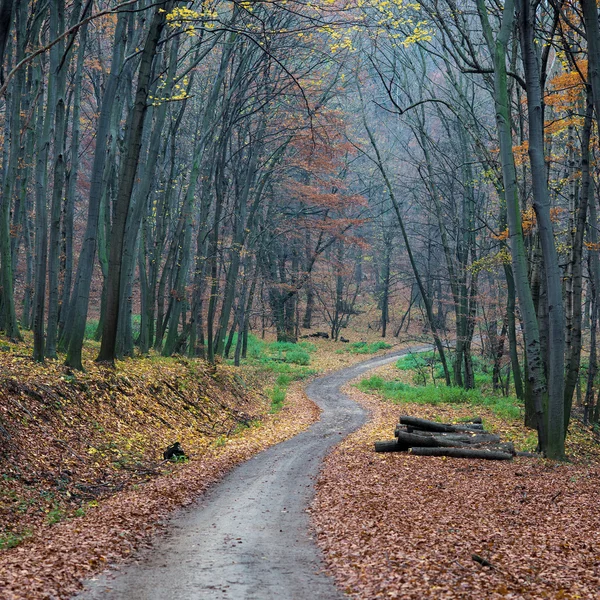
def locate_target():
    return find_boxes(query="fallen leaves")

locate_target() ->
[311,383,600,599]
[0,351,320,600]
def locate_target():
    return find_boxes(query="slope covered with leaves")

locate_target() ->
[312,372,600,599]
[0,340,324,599]
[0,330,403,599]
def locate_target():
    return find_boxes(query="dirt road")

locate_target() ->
[76,346,429,600]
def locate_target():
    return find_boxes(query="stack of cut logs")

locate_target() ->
[375,416,515,460]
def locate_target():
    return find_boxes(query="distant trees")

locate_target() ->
[357,0,600,458]
[2,0,600,458]
[0,0,370,360]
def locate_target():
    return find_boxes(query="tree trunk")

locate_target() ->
[515,0,565,458]
[477,0,547,453]
[563,90,593,417]
[98,2,172,363]
[45,0,69,358]
[64,15,126,369]
[0,0,23,341]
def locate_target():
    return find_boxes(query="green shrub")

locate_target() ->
[358,377,523,421]
[269,385,287,413]
[85,316,141,340]
[276,374,293,387]
[358,375,385,390]
[397,351,496,389]
[270,341,300,353]
[346,341,392,354]
[285,350,310,365]
[47,506,65,525]
[396,351,433,371]
[242,335,315,365]
[0,530,31,549]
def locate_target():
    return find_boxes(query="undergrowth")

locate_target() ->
[0,530,32,550]
[241,335,317,412]
[396,351,494,388]
[358,375,522,421]
[84,316,141,341]
[338,340,392,355]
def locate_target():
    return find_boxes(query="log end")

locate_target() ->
[374,440,403,453]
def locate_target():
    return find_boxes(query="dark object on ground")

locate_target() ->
[400,416,455,432]
[401,416,483,433]
[374,440,401,452]
[472,554,496,568]
[308,331,330,339]
[409,447,513,460]
[375,415,515,460]
[340,337,349,343]
[163,442,186,461]
[394,429,501,446]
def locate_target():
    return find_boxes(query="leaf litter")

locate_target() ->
[0,336,398,599]
[0,352,321,600]
[311,380,600,599]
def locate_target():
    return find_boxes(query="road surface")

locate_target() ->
[76,345,429,599]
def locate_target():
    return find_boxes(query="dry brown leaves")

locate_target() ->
[0,354,319,599]
[301,333,427,374]
[311,384,600,599]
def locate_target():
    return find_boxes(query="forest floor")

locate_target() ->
[311,361,600,599]
[6,327,597,600]
[0,329,411,599]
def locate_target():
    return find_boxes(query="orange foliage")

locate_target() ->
[545,61,587,109]
[492,207,564,240]
[512,141,529,166]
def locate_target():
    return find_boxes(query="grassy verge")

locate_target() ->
[357,375,522,421]
[355,348,546,451]
[337,340,392,355]
[239,335,318,412]
[395,350,494,388]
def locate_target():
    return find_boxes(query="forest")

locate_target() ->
[1,0,600,482]
[3,0,600,597]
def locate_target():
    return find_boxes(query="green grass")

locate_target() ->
[0,529,32,550]
[357,375,523,421]
[396,351,495,387]
[241,335,318,412]
[285,349,311,365]
[340,340,392,355]
[84,316,142,340]
[268,385,287,413]
[47,506,66,525]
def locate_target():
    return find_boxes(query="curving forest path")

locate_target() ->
[75,345,430,600]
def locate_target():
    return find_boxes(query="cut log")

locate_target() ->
[394,431,438,447]
[471,441,515,455]
[394,430,473,449]
[401,417,485,434]
[437,433,500,445]
[409,447,513,460]
[452,424,484,432]
[394,428,500,445]
[406,424,485,434]
[374,440,400,452]
[515,450,538,457]
[399,416,454,432]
